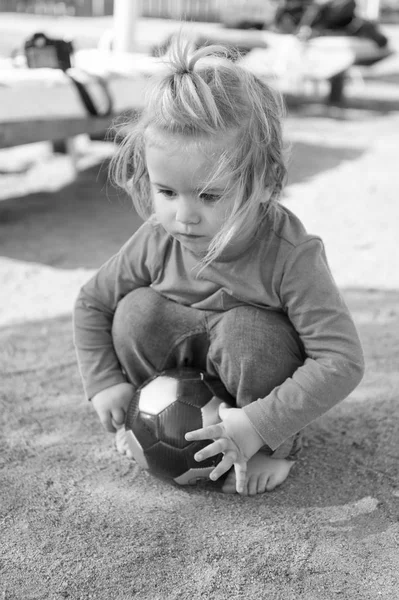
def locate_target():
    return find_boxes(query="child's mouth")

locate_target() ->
[178,233,204,240]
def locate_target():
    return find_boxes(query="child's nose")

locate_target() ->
[175,197,200,224]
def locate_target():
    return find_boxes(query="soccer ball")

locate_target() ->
[124,367,233,485]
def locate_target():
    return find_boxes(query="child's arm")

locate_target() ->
[73,223,158,418]
[242,237,365,451]
[185,403,264,495]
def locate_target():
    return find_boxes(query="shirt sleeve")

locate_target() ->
[73,223,158,400]
[243,237,365,450]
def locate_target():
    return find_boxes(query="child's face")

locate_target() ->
[145,131,234,255]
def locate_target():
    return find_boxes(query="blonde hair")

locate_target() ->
[110,38,288,267]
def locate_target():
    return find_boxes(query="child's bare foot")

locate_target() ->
[221,452,295,495]
[115,426,134,458]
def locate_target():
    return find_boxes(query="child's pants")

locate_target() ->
[112,288,306,460]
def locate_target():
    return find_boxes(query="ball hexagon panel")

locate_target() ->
[157,400,202,449]
[145,440,193,478]
[145,439,220,479]
[174,378,213,409]
[131,410,159,449]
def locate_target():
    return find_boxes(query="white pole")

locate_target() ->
[113,0,140,53]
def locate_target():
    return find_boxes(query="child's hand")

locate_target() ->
[91,383,135,432]
[185,403,264,494]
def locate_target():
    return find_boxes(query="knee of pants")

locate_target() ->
[112,287,165,359]
[208,307,305,400]
[113,287,152,335]
[112,287,209,378]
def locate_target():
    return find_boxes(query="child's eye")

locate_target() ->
[157,189,176,198]
[199,192,221,203]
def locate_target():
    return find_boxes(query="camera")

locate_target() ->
[24,32,73,71]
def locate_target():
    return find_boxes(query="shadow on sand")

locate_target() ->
[0,138,364,270]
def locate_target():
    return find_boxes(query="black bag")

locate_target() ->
[275,0,356,31]
[312,0,356,29]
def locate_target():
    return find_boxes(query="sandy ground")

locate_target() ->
[1,21,399,599]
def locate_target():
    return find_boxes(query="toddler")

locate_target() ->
[73,41,364,496]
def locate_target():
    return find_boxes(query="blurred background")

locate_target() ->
[1,0,399,320]
[0,0,398,21]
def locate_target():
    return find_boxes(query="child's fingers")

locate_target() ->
[185,422,224,442]
[194,438,228,462]
[111,407,126,428]
[234,462,248,495]
[94,407,115,432]
[218,402,232,419]
[111,417,124,431]
[209,451,237,481]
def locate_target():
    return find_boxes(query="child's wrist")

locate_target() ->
[240,410,265,457]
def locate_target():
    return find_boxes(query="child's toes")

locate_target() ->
[256,472,270,494]
[265,473,280,491]
[247,474,260,496]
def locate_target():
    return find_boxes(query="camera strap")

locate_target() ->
[66,70,113,118]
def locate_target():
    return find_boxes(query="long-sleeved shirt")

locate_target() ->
[73,205,364,450]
